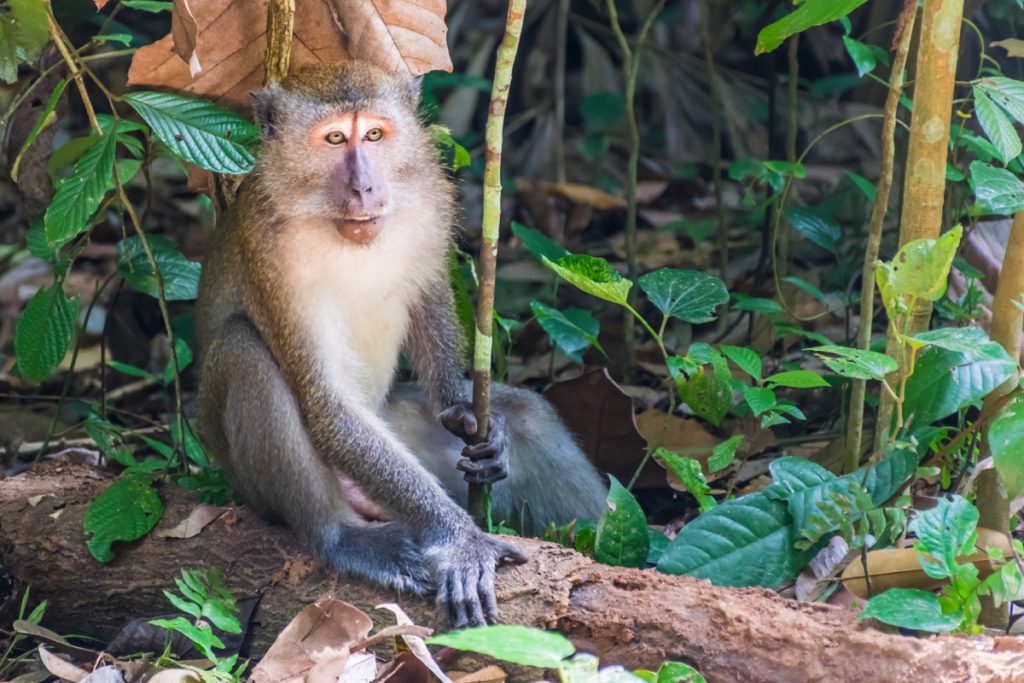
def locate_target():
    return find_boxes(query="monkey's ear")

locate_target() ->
[251,83,284,137]
[406,75,424,105]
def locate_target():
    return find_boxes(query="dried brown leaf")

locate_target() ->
[38,646,89,683]
[155,504,227,539]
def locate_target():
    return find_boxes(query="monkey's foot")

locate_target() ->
[321,522,433,595]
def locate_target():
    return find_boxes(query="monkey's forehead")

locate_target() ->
[282,61,409,103]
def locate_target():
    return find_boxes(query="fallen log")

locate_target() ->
[1,463,1022,683]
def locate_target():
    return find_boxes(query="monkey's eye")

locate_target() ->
[365,127,384,142]
[325,131,347,145]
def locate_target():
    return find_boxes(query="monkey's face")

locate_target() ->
[251,62,435,246]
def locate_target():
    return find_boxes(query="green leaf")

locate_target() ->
[120,0,172,10]
[512,221,569,263]
[122,91,260,174]
[784,206,841,254]
[756,0,869,55]
[653,448,715,513]
[877,225,962,315]
[543,254,632,306]
[14,284,80,382]
[721,345,761,380]
[163,590,202,619]
[731,294,783,315]
[202,599,242,634]
[678,369,732,426]
[902,343,1014,430]
[655,662,706,683]
[594,476,650,568]
[44,123,119,247]
[531,301,603,363]
[427,626,575,669]
[970,161,1024,215]
[842,35,876,77]
[764,370,829,389]
[83,474,164,563]
[910,495,977,580]
[859,589,963,633]
[973,88,1022,164]
[117,235,202,301]
[809,345,897,381]
[164,337,194,384]
[708,435,743,473]
[637,268,728,324]
[845,171,877,202]
[990,397,1024,500]
[783,275,827,303]
[657,486,812,588]
[913,326,995,354]
[743,386,776,416]
[106,360,155,381]
[11,79,68,182]
[150,617,224,660]
[0,0,48,82]
[973,76,1024,122]
[95,32,134,46]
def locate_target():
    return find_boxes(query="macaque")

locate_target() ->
[195,61,608,626]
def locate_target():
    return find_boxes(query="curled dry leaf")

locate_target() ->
[155,504,227,539]
[127,0,452,111]
[375,603,451,683]
[38,645,90,683]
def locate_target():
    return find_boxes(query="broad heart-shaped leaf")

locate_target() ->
[14,285,80,383]
[970,161,1024,215]
[973,88,1022,164]
[990,397,1024,500]
[755,0,868,55]
[677,369,732,427]
[44,123,118,247]
[877,224,962,315]
[512,222,569,263]
[909,495,978,580]
[530,301,602,363]
[123,91,259,174]
[543,255,632,306]
[117,235,202,301]
[859,589,963,633]
[657,485,813,588]
[594,476,650,569]
[902,344,1015,431]
[637,268,728,324]
[427,626,574,669]
[784,206,841,254]
[83,473,164,563]
[809,345,897,381]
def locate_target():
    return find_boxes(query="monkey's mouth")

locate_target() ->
[336,215,384,245]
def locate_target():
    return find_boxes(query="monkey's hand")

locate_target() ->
[439,406,510,485]
[428,524,528,627]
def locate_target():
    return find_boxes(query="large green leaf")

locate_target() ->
[755,0,869,55]
[117,235,202,301]
[973,88,1022,164]
[876,225,962,315]
[594,476,649,569]
[990,397,1024,500]
[859,589,963,633]
[721,345,762,380]
[973,77,1024,122]
[0,0,48,83]
[44,123,119,247]
[637,268,728,324]
[914,326,996,355]
[909,495,977,580]
[677,369,732,426]
[83,473,164,563]
[657,485,812,588]
[902,343,1015,431]
[809,345,897,381]
[14,284,80,382]
[512,222,569,263]
[784,206,840,254]
[427,626,574,669]
[543,254,632,306]
[530,301,603,363]
[123,91,259,174]
[970,161,1024,215]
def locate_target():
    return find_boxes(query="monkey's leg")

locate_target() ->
[197,319,432,594]
[383,383,608,536]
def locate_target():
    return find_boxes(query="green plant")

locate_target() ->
[0,589,47,680]
[427,625,706,683]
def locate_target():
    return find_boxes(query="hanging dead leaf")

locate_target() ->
[156,504,227,539]
[127,0,452,111]
[992,39,1024,58]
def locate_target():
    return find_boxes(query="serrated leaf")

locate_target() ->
[764,370,829,389]
[44,123,119,247]
[859,589,962,633]
[14,285,80,382]
[809,345,897,380]
[123,91,259,174]
[543,254,633,306]
[721,345,762,380]
[637,268,728,324]
[654,448,715,512]
[970,161,1024,215]
[973,88,1022,164]
[877,225,962,315]
[974,77,1024,122]
[708,435,743,473]
[84,474,164,563]
[991,397,1024,500]
[909,495,977,580]
[512,222,569,263]
[531,301,603,363]
[427,626,575,669]
[594,476,650,568]
[117,235,202,301]
[785,206,841,255]
[657,486,812,588]
[743,386,777,417]
[755,0,869,55]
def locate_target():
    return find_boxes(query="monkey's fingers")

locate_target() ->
[440,405,478,439]
[494,540,529,566]
[457,457,508,484]
[461,442,500,461]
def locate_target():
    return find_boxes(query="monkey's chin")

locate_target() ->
[336,217,384,245]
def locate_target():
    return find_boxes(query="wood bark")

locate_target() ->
[2,464,1024,683]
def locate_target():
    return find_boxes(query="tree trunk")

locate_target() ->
[2,464,1023,683]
